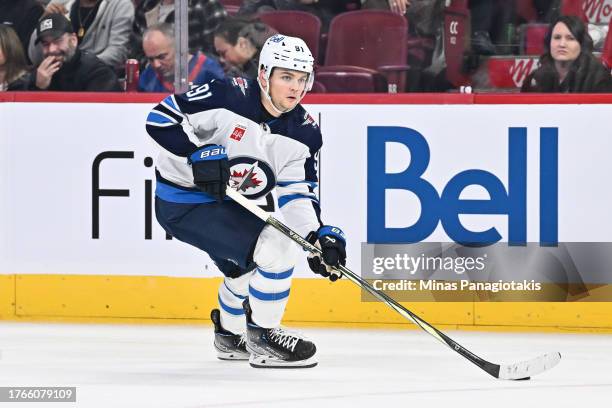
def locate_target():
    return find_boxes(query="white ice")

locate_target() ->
[0,322,610,408]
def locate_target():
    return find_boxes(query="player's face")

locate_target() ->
[40,33,77,67]
[550,22,581,63]
[266,68,309,112]
[143,31,176,80]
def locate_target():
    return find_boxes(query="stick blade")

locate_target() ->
[498,352,561,380]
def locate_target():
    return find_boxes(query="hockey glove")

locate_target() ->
[188,144,230,203]
[306,226,346,282]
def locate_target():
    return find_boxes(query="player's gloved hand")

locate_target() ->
[306,226,346,282]
[188,144,230,203]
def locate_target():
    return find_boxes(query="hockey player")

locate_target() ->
[145,34,346,368]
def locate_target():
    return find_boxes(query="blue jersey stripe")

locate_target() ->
[146,111,176,125]
[249,286,290,301]
[278,193,319,208]
[277,180,318,188]
[218,295,244,315]
[257,268,293,280]
[155,182,216,204]
[162,95,181,114]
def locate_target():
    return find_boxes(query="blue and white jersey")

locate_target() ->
[145,77,322,237]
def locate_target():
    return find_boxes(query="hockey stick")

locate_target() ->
[226,188,561,380]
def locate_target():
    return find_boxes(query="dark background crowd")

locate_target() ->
[1,0,611,93]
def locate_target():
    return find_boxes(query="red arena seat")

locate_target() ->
[521,23,549,55]
[320,10,409,92]
[257,11,322,64]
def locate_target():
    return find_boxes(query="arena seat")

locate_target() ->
[521,23,548,55]
[219,0,241,15]
[320,10,409,92]
[315,69,388,93]
[258,11,322,65]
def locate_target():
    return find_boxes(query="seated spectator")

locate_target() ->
[522,15,612,93]
[213,17,276,78]
[29,13,122,91]
[139,23,224,92]
[0,24,34,90]
[29,0,134,69]
[0,0,44,63]
[131,0,227,65]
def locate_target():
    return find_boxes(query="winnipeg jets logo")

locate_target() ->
[228,157,276,199]
[231,162,263,192]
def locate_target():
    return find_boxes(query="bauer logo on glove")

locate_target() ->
[306,226,346,282]
[188,144,230,203]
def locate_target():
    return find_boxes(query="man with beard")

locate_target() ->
[138,23,224,92]
[31,13,121,91]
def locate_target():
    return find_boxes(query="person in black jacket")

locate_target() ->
[30,13,121,91]
[522,15,612,93]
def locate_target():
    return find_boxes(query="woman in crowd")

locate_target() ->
[522,15,612,93]
[0,24,33,91]
[213,17,276,79]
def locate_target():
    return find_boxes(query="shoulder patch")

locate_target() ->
[231,77,249,96]
[301,111,318,129]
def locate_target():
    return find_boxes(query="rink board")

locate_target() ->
[1,93,612,331]
[2,274,612,332]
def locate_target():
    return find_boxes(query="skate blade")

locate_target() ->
[216,351,250,361]
[215,346,250,361]
[249,354,318,369]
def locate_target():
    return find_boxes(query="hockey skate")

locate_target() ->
[243,299,317,368]
[211,309,250,361]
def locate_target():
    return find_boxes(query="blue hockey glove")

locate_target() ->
[188,144,230,203]
[306,226,346,282]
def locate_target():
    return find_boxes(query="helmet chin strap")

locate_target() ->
[258,76,303,115]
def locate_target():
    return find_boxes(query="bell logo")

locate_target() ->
[367,127,558,245]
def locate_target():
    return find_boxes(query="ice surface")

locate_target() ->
[0,322,609,408]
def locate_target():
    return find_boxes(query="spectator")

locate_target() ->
[522,15,612,93]
[139,23,224,92]
[131,0,227,65]
[0,24,34,90]
[213,17,276,78]
[29,13,122,91]
[29,0,134,69]
[0,0,44,62]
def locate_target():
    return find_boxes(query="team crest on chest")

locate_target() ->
[229,157,276,199]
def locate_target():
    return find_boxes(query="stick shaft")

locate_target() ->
[226,189,499,378]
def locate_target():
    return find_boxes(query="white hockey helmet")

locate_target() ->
[258,34,315,95]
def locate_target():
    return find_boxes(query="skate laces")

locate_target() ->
[237,334,247,348]
[269,328,300,352]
